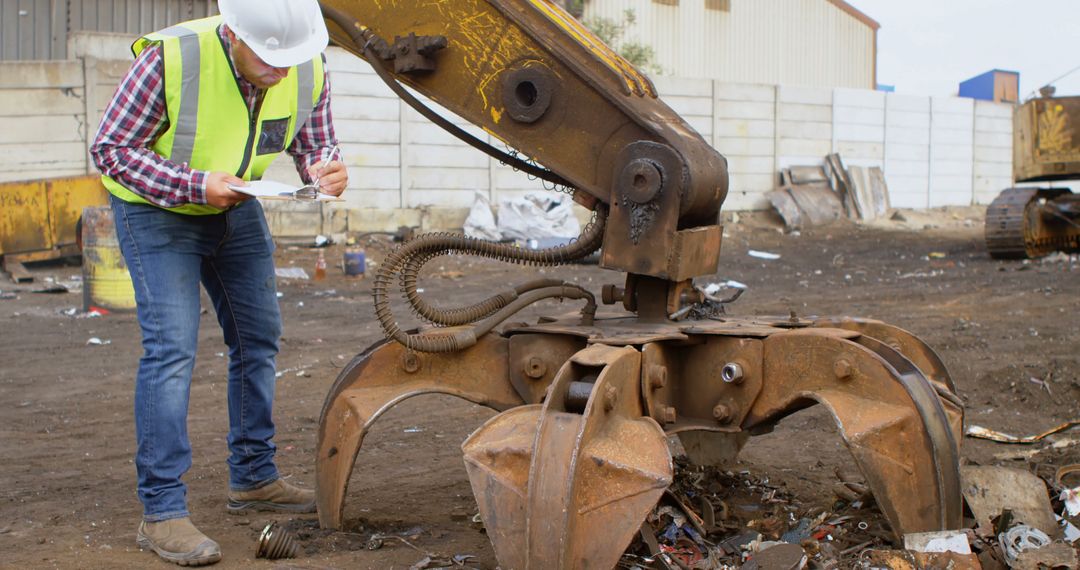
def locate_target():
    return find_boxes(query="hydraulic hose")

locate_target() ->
[373,212,606,353]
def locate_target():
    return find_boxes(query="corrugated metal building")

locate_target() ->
[1,0,217,60]
[581,0,878,88]
[7,0,878,89]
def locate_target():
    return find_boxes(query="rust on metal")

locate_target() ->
[986,187,1080,259]
[317,314,966,561]
[462,344,672,569]
[984,94,1080,259]
[1,175,108,260]
[80,206,137,312]
[315,335,523,529]
[312,2,966,567]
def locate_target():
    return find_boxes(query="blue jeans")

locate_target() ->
[110,195,282,522]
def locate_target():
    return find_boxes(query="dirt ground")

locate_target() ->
[1,206,1078,569]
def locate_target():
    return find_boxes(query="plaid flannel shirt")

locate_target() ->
[91,25,337,208]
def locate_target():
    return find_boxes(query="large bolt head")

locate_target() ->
[524,356,547,379]
[601,284,624,305]
[721,362,744,384]
[621,159,663,204]
[712,403,733,423]
[603,385,618,412]
[402,351,421,373]
[662,406,677,424]
[648,365,668,389]
[834,358,853,381]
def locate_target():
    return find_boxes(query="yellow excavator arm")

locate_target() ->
[320,0,727,280]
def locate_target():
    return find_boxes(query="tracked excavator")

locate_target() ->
[986,91,1080,258]
[314,1,965,567]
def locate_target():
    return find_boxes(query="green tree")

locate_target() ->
[583,9,662,75]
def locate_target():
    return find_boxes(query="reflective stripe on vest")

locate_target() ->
[158,24,201,166]
[102,16,325,215]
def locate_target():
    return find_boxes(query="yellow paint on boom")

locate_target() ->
[525,0,653,96]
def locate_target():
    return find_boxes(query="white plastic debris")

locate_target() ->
[903,530,971,555]
[1061,487,1080,517]
[999,524,1051,565]
[748,250,780,260]
[275,267,310,280]
[463,191,500,241]
[1062,517,1080,543]
[86,337,111,346]
[314,235,330,247]
[704,280,748,296]
[497,192,580,241]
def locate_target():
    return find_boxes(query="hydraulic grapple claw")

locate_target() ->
[317,315,963,567]
[463,345,672,569]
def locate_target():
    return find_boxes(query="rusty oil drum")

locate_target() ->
[80,206,136,312]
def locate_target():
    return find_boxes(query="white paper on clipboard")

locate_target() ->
[228,180,342,201]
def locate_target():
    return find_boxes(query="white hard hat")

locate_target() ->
[218,0,329,68]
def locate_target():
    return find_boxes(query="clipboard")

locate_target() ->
[228,180,343,202]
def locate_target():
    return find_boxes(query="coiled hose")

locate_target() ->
[373,210,607,353]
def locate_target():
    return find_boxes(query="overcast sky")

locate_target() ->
[846,0,1080,98]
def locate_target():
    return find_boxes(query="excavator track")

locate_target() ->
[985,187,1076,259]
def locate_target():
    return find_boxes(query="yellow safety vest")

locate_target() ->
[102,15,325,215]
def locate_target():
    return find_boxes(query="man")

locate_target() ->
[90,0,346,565]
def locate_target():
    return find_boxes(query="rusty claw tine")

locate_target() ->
[746,328,963,536]
[316,334,524,529]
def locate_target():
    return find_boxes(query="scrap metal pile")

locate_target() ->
[618,458,890,569]
[617,456,1080,570]
[766,153,891,231]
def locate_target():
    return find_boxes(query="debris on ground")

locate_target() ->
[766,165,844,230]
[999,524,1052,566]
[961,466,1061,538]
[31,284,69,294]
[618,457,893,569]
[747,250,780,260]
[863,548,982,569]
[276,267,311,280]
[966,420,1080,444]
[766,154,890,230]
[497,192,580,242]
[1011,542,1078,570]
[617,458,1080,569]
[255,522,299,560]
[463,191,500,241]
[903,529,971,554]
[1057,465,1080,518]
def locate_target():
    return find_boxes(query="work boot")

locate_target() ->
[227,478,316,514]
[136,517,222,567]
